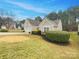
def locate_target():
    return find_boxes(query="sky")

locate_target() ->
[0,0,79,20]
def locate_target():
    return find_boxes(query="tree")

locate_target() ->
[0,9,15,18]
[66,6,79,31]
[45,6,79,31]
[57,10,63,19]
[68,6,79,18]
[4,17,14,29]
[46,12,58,20]
[0,9,16,29]
[35,16,42,22]
[27,18,33,20]
[0,16,3,28]
[20,20,25,24]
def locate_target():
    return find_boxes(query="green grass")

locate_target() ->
[70,32,79,41]
[69,32,79,48]
[0,33,78,59]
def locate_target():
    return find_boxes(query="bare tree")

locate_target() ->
[0,9,15,29]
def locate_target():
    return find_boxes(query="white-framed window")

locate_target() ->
[44,27,49,32]
[54,25,58,28]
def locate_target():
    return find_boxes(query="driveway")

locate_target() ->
[0,32,30,42]
[0,32,27,35]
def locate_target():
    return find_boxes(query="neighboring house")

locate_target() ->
[16,24,22,30]
[0,22,16,30]
[1,25,7,29]
[76,17,79,22]
[9,22,16,29]
[0,17,16,30]
[5,21,16,30]
[24,20,40,34]
[39,18,62,32]
[16,21,24,30]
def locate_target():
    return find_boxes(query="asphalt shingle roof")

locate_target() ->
[29,20,41,26]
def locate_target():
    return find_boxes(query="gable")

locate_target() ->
[40,18,62,29]
[39,18,53,26]
[24,20,32,27]
[29,20,40,26]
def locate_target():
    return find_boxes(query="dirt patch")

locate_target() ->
[0,35,30,42]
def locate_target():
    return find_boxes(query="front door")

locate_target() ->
[44,27,49,32]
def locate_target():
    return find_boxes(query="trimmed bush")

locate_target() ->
[46,31,70,43]
[78,32,79,35]
[32,30,41,35]
[0,29,8,32]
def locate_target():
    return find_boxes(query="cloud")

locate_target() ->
[6,0,50,14]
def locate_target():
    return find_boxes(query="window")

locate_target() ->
[44,27,49,32]
[54,25,58,28]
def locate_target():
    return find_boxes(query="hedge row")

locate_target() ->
[32,30,41,35]
[46,31,70,43]
[0,29,8,32]
[78,32,79,35]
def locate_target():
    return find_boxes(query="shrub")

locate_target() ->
[32,30,41,35]
[0,29,8,32]
[78,32,79,35]
[46,31,70,43]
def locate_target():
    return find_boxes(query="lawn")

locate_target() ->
[70,32,79,48]
[0,35,29,42]
[0,32,78,59]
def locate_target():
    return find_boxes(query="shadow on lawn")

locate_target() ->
[41,35,70,46]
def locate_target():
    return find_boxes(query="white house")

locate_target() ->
[24,18,62,34]
[76,18,79,22]
[0,21,16,30]
[39,18,62,32]
[76,18,79,33]
[1,25,7,29]
[24,20,40,34]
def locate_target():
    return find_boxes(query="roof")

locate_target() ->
[28,20,41,26]
[43,18,61,26]
[53,20,60,25]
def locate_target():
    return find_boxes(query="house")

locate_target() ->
[0,21,16,30]
[5,21,16,30]
[76,17,79,22]
[16,23,22,30]
[1,25,7,29]
[24,20,40,34]
[39,18,62,32]
[24,18,62,34]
